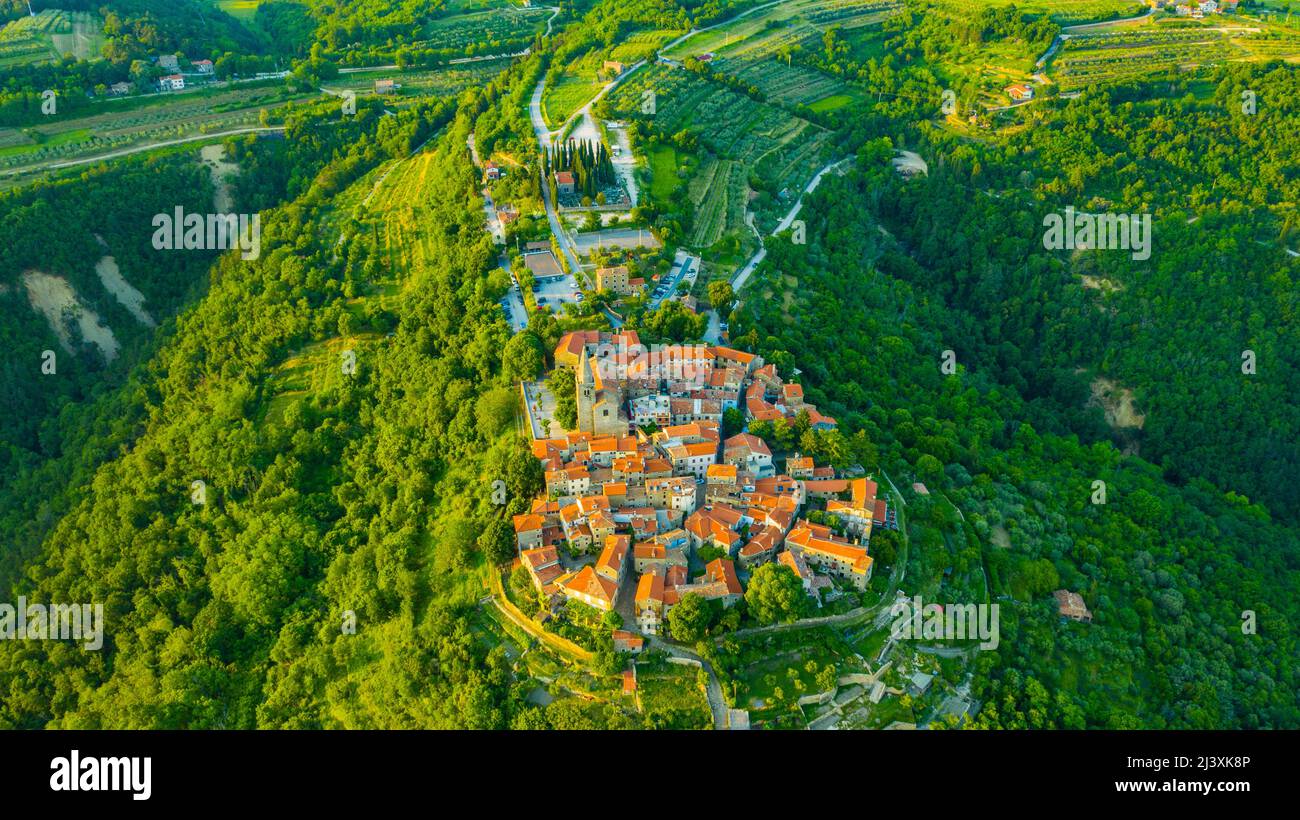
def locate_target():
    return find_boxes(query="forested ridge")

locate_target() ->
[0,0,1296,729]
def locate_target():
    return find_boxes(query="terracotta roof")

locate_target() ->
[563,565,617,605]
[636,571,665,605]
[512,513,545,533]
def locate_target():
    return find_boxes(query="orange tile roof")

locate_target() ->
[705,557,743,595]
[563,565,617,605]
[598,534,631,576]
[512,513,545,533]
[636,571,665,605]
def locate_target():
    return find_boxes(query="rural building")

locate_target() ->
[158,54,179,71]
[108,82,132,96]
[374,79,399,94]
[595,264,632,295]
[554,171,576,196]
[160,74,185,91]
[1005,83,1034,102]
[484,160,501,181]
[192,59,214,74]
[1054,590,1093,623]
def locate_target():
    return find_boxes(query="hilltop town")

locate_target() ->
[513,330,898,658]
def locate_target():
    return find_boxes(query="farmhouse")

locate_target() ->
[374,79,399,94]
[192,59,214,74]
[1054,589,1093,623]
[159,74,185,92]
[158,54,179,71]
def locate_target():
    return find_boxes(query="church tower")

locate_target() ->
[577,353,596,432]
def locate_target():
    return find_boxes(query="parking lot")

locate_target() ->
[650,248,699,308]
[496,256,529,332]
[524,249,583,312]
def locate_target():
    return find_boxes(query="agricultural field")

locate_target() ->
[0,85,301,178]
[933,0,1141,26]
[328,59,513,98]
[0,60,498,182]
[712,55,863,108]
[608,28,684,64]
[1052,21,1300,91]
[419,5,550,54]
[607,64,833,233]
[686,157,750,248]
[213,0,261,23]
[663,0,900,62]
[0,9,105,68]
[541,67,605,129]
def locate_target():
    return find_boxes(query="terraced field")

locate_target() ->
[686,157,749,247]
[712,55,862,108]
[329,60,512,97]
[664,0,900,62]
[610,65,831,193]
[1054,23,1300,91]
[934,0,1139,25]
[610,28,685,64]
[420,5,550,53]
[609,64,832,243]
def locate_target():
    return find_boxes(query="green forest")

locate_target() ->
[0,0,1295,730]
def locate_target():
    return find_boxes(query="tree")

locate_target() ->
[722,406,744,438]
[707,280,734,311]
[666,592,710,642]
[478,515,515,564]
[745,563,805,624]
[502,331,545,382]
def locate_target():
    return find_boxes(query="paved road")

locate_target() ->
[499,257,528,332]
[530,80,586,276]
[731,157,850,291]
[529,61,649,281]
